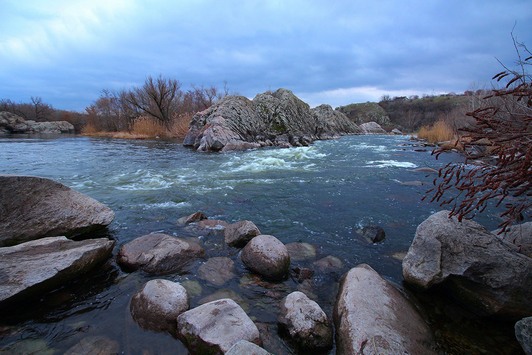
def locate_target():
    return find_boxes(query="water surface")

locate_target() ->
[0,135,517,354]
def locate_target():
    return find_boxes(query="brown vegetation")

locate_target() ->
[426,38,531,231]
[417,119,456,144]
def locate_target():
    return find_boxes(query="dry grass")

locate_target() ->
[417,119,456,144]
[81,115,192,141]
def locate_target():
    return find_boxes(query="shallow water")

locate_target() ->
[0,135,520,354]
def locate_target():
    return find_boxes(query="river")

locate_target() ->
[0,135,519,354]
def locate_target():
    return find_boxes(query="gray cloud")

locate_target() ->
[0,0,530,110]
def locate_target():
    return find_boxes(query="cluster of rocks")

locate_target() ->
[183,88,369,152]
[1,174,530,353]
[0,111,74,134]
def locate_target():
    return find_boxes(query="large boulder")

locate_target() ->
[177,298,261,353]
[241,234,290,280]
[334,264,436,354]
[0,175,115,247]
[130,279,189,332]
[496,221,532,258]
[117,233,204,274]
[0,111,30,133]
[183,89,360,152]
[278,291,333,351]
[402,210,532,319]
[226,340,271,355]
[0,236,114,305]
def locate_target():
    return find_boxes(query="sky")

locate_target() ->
[1,0,531,112]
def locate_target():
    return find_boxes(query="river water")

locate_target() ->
[0,135,520,354]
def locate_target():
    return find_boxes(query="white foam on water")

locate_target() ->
[140,201,191,209]
[365,160,418,168]
[221,146,327,173]
[350,143,388,152]
[113,169,175,190]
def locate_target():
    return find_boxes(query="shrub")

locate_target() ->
[417,119,456,143]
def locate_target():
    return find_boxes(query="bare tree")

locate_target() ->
[426,38,531,232]
[125,76,181,128]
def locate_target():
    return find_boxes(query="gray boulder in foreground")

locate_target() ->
[224,220,261,247]
[0,175,115,247]
[335,264,436,354]
[402,210,532,319]
[183,89,360,152]
[177,298,261,354]
[278,291,333,351]
[130,279,189,332]
[0,236,114,305]
[117,233,204,275]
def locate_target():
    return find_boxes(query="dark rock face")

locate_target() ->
[183,89,360,152]
[117,233,204,274]
[0,236,114,305]
[130,279,189,332]
[278,291,333,351]
[0,175,115,247]
[334,264,436,354]
[177,298,261,354]
[403,210,532,319]
[0,111,74,134]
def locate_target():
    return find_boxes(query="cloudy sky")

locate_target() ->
[1,0,531,111]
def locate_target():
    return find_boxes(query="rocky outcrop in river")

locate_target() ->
[0,175,115,247]
[0,111,74,134]
[183,89,361,152]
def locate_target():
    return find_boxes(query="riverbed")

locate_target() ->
[0,134,519,354]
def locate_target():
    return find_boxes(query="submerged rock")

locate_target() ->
[177,298,261,353]
[334,264,436,354]
[64,335,119,355]
[117,233,204,275]
[177,211,208,226]
[358,225,386,243]
[0,236,114,305]
[198,257,236,286]
[278,291,333,351]
[285,242,316,261]
[185,219,229,237]
[241,235,290,280]
[130,279,189,333]
[403,210,532,319]
[183,89,360,152]
[0,175,115,247]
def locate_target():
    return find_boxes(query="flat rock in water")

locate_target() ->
[0,175,115,247]
[177,298,261,353]
[117,233,204,275]
[0,236,114,305]
[334,264,436,354]
[64,336,119,355]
